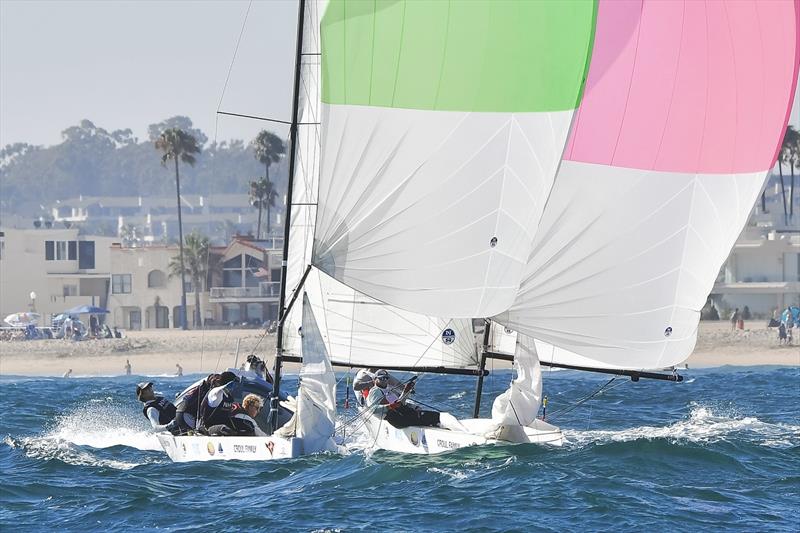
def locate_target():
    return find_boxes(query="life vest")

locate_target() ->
[201,393,236,428]
[142,397,177,424]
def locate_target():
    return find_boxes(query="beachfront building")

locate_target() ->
[106,244,214,330]
[104,235,282,330]
[0,227,116,322]
[46,194,279,243]
[710,176,800,318]
[208,236,283,325]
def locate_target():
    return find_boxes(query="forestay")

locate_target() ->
[495,0,800,370]
[313,0,596,318]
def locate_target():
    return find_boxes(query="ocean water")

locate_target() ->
[1,366,798,532]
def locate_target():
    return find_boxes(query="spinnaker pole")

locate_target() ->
[270,0,307,432]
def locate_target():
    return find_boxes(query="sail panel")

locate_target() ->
[293,270,478,369]
[321,0,596,112]
[313,0,596,317]
[283,0,324,357]
[294,293,337,452]
[491,333,542,427]
[496,0,800,370]
[313,104,574,317]
[565,0,800,174]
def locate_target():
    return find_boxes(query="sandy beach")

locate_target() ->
[0,321,797,378]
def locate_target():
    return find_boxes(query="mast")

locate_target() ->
[270,0,307,432]
[472,320,491,417]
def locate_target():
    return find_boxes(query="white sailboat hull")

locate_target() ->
[361,412,565,455]
[156,433,307,462]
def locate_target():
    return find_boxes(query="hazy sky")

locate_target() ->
[1,0,298,147]
[1,0,798,148]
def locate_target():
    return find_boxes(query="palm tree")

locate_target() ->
[249,177,279,238]
[785,125,799,223]
[168,232,219,328]
[251,130,285,235]
[777,129,791,226]
[155,127,201,330]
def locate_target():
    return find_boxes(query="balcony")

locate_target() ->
[209,282,280,302]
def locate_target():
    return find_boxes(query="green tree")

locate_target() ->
[168,232,219,328]
[251,130,285,235]
[249,177,278,238]
[155,127,201,329]
[784,125,799,222]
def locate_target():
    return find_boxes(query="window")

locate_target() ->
[68,241,77,260]
[63,284,78,297]
[112,274,132,294]
[56,241,67,260]
[78,241,95,269]
[147,269,166,288]
[45,240,54,260]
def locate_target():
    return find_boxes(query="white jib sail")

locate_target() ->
[293,293,336,454]
[490,333,542,428]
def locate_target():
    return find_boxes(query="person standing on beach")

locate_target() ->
[175,363,183,377]
[62,369,72,378]
[730,308,740,332]
[125,359,131,375]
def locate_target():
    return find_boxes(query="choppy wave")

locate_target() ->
[1,368,798,532]
[566,404,800,449]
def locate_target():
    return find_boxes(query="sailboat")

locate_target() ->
[156,1,340,463]
[268,0,799,455]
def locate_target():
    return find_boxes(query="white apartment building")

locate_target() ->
[0,228,116,322]
[710,175,800,317]
[107,244,212,330]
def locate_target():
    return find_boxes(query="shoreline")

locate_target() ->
[0,322,797,378]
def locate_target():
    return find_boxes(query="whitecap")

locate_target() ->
[565,404,800,449]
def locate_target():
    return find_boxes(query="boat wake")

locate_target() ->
[566,404,800,449]
[2,402,163,469]
[45,402,163,451]
[3,434,146,470]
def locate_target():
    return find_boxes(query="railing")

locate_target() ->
[210,282,280,299]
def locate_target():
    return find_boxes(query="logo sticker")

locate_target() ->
[664,326,673,337]
[441,328,456,345]
[206,442,215,456]
[265,441,275,457]
[410,431,419,446]
[218,443,224,454]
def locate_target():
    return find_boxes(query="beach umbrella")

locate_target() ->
[4,312,41,327]
[65,305,109,315]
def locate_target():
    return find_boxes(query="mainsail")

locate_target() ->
[282,0,476,371]
[495,0,800,370]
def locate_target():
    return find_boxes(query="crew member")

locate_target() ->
[136,381,179,434]
[353,368,401,405]
[367,369,440,428]
[199,371,239,431]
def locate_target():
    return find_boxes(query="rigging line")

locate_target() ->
[547,378,627,421]
[216,0,253,113]
[216,111,292,125]
[214,323,234,373]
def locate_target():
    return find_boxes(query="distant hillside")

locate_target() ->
[0,116,288,220]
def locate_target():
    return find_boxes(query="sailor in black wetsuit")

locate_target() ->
[136,381,179,434]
